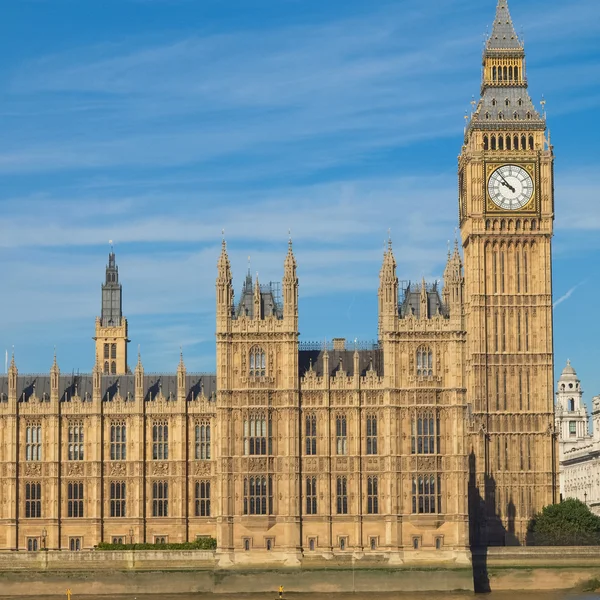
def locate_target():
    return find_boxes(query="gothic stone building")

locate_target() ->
[0,1,558,562]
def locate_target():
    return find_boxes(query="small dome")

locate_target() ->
[562,359,576,375]
[559,359,580,383]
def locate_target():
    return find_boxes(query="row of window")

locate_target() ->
[490,65,520,83]
[22,475,443,519]
[22,480,212,519]
[24,411,442,463]
[103,343,118,374]
[483,133,535,151]
[23,423,211,462]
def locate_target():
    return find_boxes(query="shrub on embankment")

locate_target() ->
[96,537,216,551]
[528,498,600,545]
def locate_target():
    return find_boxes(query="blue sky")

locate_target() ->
[1,0,599,406]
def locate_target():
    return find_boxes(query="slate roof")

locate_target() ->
[487,0,522,51]
[0,372,217,403]
[471,87,544,129]
[399,283,446,319]
[299,349,383,378]
[235,272,282,320]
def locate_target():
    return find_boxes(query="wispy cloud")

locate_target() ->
[554,281,586,309]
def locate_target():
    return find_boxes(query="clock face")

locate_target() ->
[488,164,534,210]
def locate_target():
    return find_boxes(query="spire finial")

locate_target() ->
[387,228,392,250]
[109,239,114,253]
[288,228,292,249]
[221,229,226,250]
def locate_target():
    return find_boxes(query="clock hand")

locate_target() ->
[498,174,516,193]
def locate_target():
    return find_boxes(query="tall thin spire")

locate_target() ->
[487,0,521,51]
[101,249,123,327]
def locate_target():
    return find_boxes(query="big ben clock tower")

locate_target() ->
[460,1,557,544]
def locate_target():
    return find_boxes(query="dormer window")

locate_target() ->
[518,98,523,106]
[505,99,510,107]
[498,112,504,120]
[492,99,497,107]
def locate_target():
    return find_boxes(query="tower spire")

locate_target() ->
[487,0,521,51]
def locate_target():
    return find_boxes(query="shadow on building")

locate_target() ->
[468,450,520,593]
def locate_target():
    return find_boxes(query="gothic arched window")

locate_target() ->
[244,413,270,455]
[483,135,489,150]
[336,415,347,455]
[195,421,211,460]
[416,346,433,377]
[411,412,440,454]
[249,346,266,377]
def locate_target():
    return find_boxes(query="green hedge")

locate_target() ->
[96,538,217,551]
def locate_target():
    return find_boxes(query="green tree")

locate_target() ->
[528,498,600,545]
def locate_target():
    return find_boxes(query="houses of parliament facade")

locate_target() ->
[0,1,558,563]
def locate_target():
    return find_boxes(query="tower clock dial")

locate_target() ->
[488,164,534,210]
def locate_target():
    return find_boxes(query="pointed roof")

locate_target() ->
[487,0,522,51]
[217,238,232,277]
[560,359,578,379]
[177,348,186,373]
[284,237,297,272]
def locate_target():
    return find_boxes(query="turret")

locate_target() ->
[50,352,60,403]
[8,352,17,403]
[378,240,399,339]
[443,240,464,317]
[177,350,186,401]
[135,349,144,403]
[94,249,129,374]
[420,277,428,320]
[555,360,589,450]
[282,238,298,327]
[216,238,234,330]
[253,275,262,320]
[92,356,102,402]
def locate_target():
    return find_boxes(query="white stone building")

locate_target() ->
[556,361,600,514]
